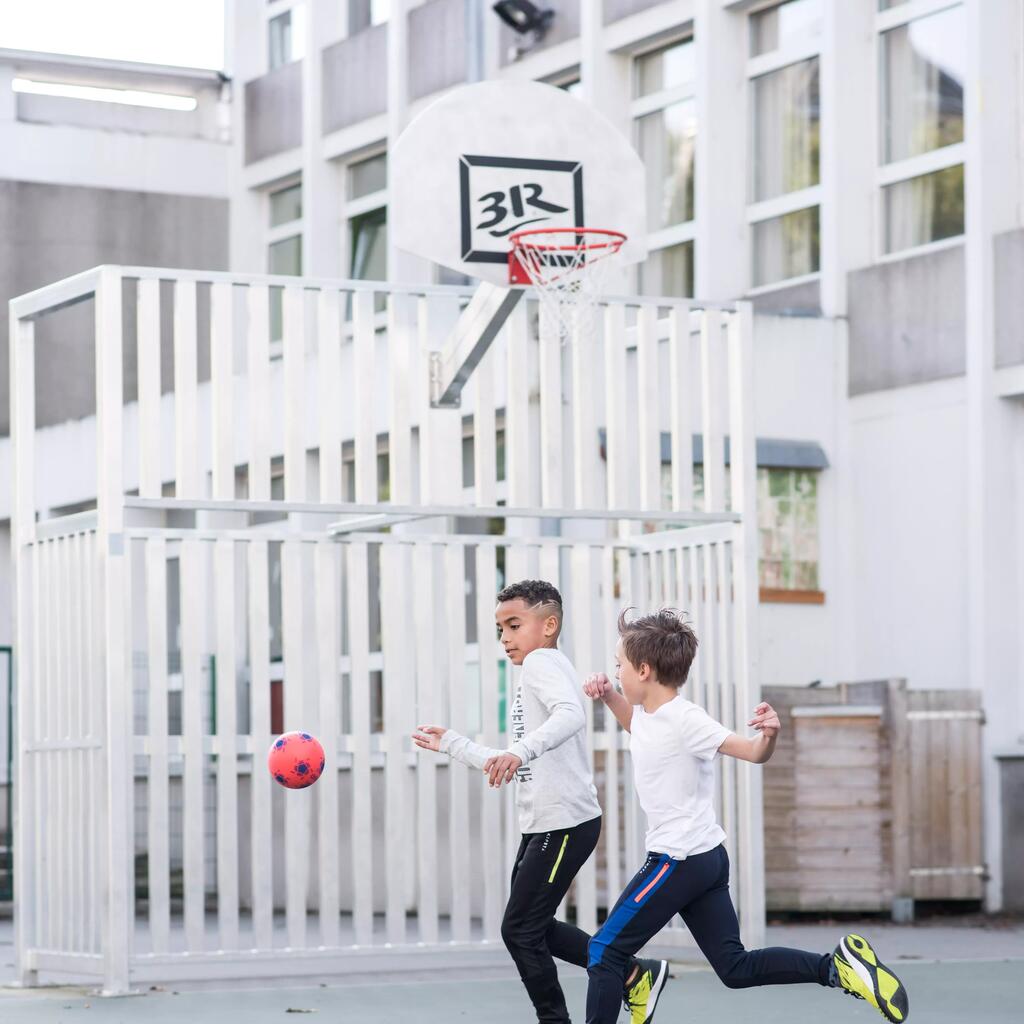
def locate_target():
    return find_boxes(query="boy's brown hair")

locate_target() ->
[617,608,698,688]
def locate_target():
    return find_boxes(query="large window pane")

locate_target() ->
[635,39,695,98]
[349,153,387,199]
[350,0,389,34]
[880,5,965,163]
[752,206,819,287]
[750,0,822,58]
[751,57,820,202]
[269,235,302,275]
[638,242,695,299]
[269,183,302,227]
[268,6,305,70]
[883,164,964,253]
[636,99,696,230]
[350,208,387,280]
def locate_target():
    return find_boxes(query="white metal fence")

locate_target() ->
[9,266,762,992]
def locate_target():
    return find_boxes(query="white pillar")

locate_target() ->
[964,0,1023,912]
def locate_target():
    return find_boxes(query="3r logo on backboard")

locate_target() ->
[459,155,584,265]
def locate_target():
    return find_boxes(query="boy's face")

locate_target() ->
[495,598,558,666]
[615,637,651,705]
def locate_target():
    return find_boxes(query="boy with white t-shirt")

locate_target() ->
[582,609,910,1024]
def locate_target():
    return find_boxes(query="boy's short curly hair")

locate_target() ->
[617,608,698,689]
[496,580,563,628]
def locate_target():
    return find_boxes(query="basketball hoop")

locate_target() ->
[509,227,627,343]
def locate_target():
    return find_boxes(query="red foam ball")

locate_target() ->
[268,731,325,789]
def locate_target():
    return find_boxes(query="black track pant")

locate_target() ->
[586,844,831,1024]
[503,815,639,1024]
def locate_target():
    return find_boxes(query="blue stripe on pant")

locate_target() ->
[586,845,831,1024]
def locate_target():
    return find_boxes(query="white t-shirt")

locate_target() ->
[629,695,732,859]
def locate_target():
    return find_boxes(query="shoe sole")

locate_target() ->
[642,960,669,1024]
[838,935,909,1023]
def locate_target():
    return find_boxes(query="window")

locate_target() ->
[878,2,964,254]
[349,0,389,34]
[268,5,306,71]
[747,1,821,289]
[267,180,302,341]
[632,38,696,298]
[345,153,388,303]
[758,467,820,596]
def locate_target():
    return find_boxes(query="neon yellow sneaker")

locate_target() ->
[623,958,669,1024]
[833,934,909,1022]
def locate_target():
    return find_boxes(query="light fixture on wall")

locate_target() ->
[493,1,555,61]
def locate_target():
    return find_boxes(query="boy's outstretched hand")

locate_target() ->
[747,702,780,739]
[412,725,446,751]
[483,752,523,788]
[582,673,613,700]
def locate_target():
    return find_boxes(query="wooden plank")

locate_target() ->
[387,292,415,505]
[600,546,621,905]
[247,541,273,949]
[314,541,341,946]
[214,539,240,950]
[136,277,163,498]
[445,543,471,942]
[473,342,498,508]
[247,286,272,501]
[412,543,440,944]
[603,305,627,511]
[636,305,660,511]
[145,537,171,954]
[504,300,532,507]
[173,280,200,498]
[538,306,563,508]
[318,289,343,504]
[283,286,307,502]
[210,281,235,501]
[379,543,409,945]
[179,538,205,953]
[571,308,601,509]
[699,310,725,512]
[669,308,694,512]
[347,542,374,944]
[352,291,377,505]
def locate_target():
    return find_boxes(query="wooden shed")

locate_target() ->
[763,680,985,918]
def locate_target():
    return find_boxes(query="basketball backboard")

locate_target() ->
[392,80,647,285]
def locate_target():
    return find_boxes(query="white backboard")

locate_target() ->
[392,81,648,285]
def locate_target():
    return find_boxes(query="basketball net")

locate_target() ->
[509,228,626,345]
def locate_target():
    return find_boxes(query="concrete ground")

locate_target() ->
[0,917,1019,1023]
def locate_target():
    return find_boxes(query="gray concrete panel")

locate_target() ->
[750,279,822,316]
[999,756,1024,912]
[1,180,228,434]
[847,244,965,396]
[604,0,671,24]
[498,0,581,66]
[409,0,468,100]
[994,228,1024,369]
[244,61,302,164]
[322,25,388,134]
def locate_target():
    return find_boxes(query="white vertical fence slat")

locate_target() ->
[214,539,240,950]
[475,545,504,940]
[669,308,694,513]
[179,538,206,954]
[314,541,341,947]
[473,344,498,507]
[445,542,471,943]
[636,305,660,512]
[283,286,307,501]
[600,545,621,904]
[346,542,374,945]
[211,282,235,501]
[145,538,171,954]
[247,540,274,949]
[603,304,628,512]
[70,534,85,953]
[504,301,532,507]
[247,286,272,501]
[716,540,739,876]
[387,292,415,505]
[571,320,601,510]
[55,540,68,955]
[317,290,343,504]
[136,278,162,499]
[173,280,200,499]
[379,543,409,945]
[700,310,726,513]
[623,552,644,872]
[352,291,377,505]
[89,534,104,956]
[538,308,563,508]
[29,543,44,953]
[412,543,440,944]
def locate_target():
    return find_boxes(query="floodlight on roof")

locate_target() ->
[492,1,554,38]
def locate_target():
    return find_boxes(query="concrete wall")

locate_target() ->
[994,228,1024,369]
[750,279,822,317]
[244,61,302,164]
[847,244,966,395]
[847,377,969,689]
[0,180,228,433]
[322,25,387,134]
[409,0,468,101]
[499,0,581,65]
[604,0,673,24]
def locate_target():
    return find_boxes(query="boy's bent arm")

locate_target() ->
[602,688,634,733]
[718,701,780,764]
[508,657,585,765]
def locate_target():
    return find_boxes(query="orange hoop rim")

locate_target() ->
[510,227,627,253]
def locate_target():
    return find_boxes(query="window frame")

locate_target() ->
[745,3,823,290]
[342,149,389,284]
[629,34,698,294]
[874,0,965,258]
[266,0,306,73]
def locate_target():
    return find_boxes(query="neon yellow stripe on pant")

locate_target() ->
[548,833,570,883]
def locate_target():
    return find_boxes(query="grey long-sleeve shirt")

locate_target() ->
[439,647,601,834]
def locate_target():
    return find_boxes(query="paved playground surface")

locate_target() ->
[0,918,1019,1023]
